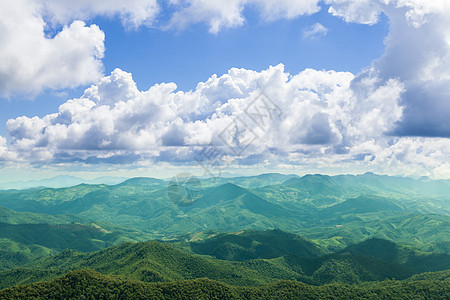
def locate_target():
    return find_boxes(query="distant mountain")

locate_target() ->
[116,177,167,187]
[0,206,84,225]
[294,213,450,252]
[319,195,404,218]
[0,175,128,190]
[201,173,299,188]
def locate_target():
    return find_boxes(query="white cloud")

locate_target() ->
[0,136,17,162]
[252,0,321,21]
[303,23,328,39]
[0,0,159,97]
[0,1,105,97]
[40,0,159,29]
[2,64,448,177]
[326,0,450,137]
[166,0,321,34]
[326,0,381,25]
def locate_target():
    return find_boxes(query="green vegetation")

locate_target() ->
[189,229,328,260]
[0,173,448,298]
[0,174,447,248]
[0,207,153,270]
[0,269,449,299]
[0,232,448,290]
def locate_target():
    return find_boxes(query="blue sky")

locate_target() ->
[0,6,389,137]
[0,0,449,181]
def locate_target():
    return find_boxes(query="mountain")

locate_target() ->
[0,173,447,248]
[0,172,447,298]
[189,229,328,261]
[186,231,450,284]
[0,268,448,300]
[341,238,450,273]
[258,173,449,210]
[0,240,271,289]
[1,231,448,289]
[0,206,153,270]
[295,213,450,252]
[0,175,128,190]
[201,173,299,188]
[318,195,405,222]
[0,206,84,225]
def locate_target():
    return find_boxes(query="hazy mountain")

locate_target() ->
[0,175,128,190]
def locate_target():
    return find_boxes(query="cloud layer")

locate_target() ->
[1,0,449,177]
[3,65,449,177]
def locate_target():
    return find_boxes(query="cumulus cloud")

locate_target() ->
[326,0,450,137]
[165,0,320,33]
[0,1,104,97]
[2,64,448,177]
[303,23,328,39]
[0,0,159,97]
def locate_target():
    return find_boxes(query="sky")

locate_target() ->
[0,0,449,182]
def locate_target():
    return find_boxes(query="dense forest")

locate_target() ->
[1,269,449,299]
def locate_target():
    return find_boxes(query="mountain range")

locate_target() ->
[0,172,448,298]
[0,173,447,249]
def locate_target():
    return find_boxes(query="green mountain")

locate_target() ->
[1,231,448,289]
[200,173,299,188]
[0,206,154,270]
[0,240,272,289]
[295,213,450,252]
[0,206,84,225]
[186,231,450,284]
[189,229,327,261]
[341,238,450,273]
[0,173,448,250]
